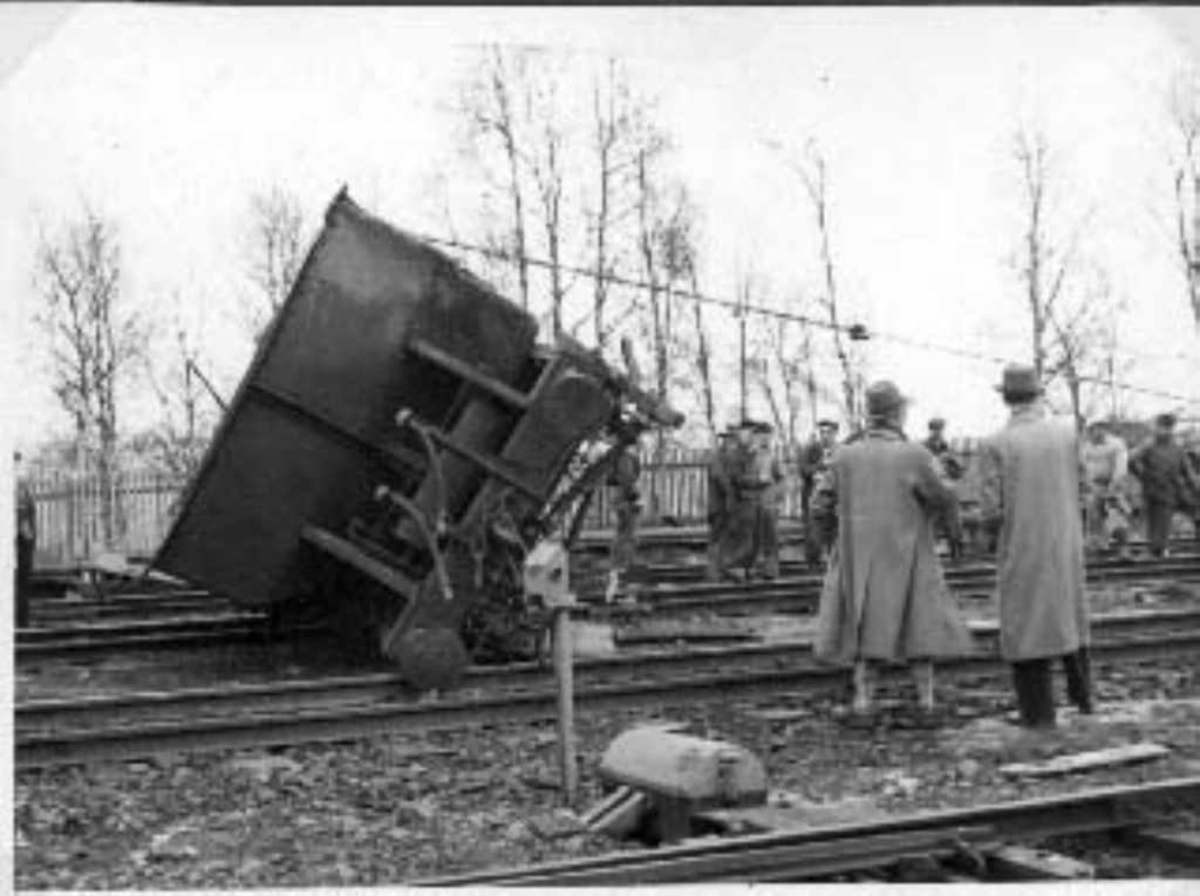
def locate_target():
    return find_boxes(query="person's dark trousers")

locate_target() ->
[15,536,33,629]
[1011,659,1056,727]
[802,500,823,566]
[1145,500,1174,556]
[1062,647,1093,713]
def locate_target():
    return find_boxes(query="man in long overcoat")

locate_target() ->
[979,363,1092,729]
[812,381,973,717]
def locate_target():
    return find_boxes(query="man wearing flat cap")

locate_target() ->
[798,418,841,567]
[979,363,1092,729]
[812,380,972,719]
[1129,412,1198,558]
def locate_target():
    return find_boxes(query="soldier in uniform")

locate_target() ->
[710,420,761,580]
[605,438,643,602]
[14,451,36,629]
[706,428,735,581]
[750,421,786,580]
[799,419,840,567]
[1129,413,1199,558]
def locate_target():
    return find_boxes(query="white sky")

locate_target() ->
[4,5,1200,455]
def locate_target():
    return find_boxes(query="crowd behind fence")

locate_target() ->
[25,441,985,567]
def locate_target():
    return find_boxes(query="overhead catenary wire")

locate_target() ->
[416,231,1200,409]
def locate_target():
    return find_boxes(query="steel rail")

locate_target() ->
[16,613,1200,769]
[634,551,1200,585]
[415,776,1200,885]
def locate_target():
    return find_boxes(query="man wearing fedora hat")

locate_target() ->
[980,363,1092,729]
[812,380,972,719]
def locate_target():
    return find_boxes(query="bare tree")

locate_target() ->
[36,206,144,547]
[458,46,536,310]
[147,293,217,478]
[749,312,820,450]
[246,185,306,338]
[769,139,861,423]
[1168,68,1200,328]
[1044,265,1111,430]
[1012,123,1093,386]
[588,58,635,349]
[526,70,568,339]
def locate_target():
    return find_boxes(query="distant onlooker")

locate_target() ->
[1129,413,1199,558]
[923,417,965,558]
[14,451,36,629]
[798,419,840,567]
[1081,419,1133,561]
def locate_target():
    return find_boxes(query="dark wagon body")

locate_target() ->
[155,190,678,688]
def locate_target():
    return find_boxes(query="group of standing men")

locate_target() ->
[706,420,785,581]
[807,365,1121,730]
[1079,413,1200,560]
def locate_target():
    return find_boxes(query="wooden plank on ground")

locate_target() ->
[986,844,1096,880]
[999,742,1170,778]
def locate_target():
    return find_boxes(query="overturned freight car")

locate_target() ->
[154,189,681,689]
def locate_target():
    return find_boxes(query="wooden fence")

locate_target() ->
[25,440,983,566]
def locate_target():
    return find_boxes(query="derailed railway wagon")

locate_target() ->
[155,189,680,690]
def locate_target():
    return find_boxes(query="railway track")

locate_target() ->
[16,606,1200,769]
[18,553,1200,661]
[416,776,1200,884]
[26,589,229,625]
[14,612,302,660]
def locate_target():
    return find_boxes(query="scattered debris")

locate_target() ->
[227,755,302,784]
[746,707,812,723]
[526,809,588,840]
